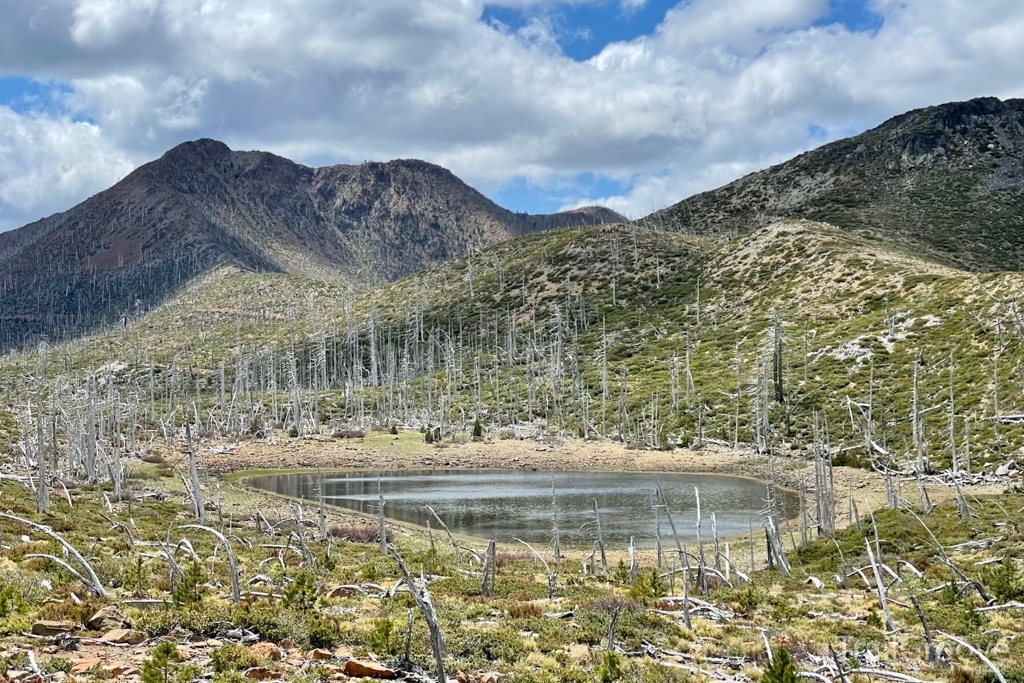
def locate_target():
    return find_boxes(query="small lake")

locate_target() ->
[244,470,794,548]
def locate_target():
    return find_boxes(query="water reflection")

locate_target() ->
[245,469,794,548]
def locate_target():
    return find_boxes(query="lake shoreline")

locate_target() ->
[183,430,1005,553]
[242,468,794,550]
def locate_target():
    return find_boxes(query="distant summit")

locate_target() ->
[651,97,1024,272]
[0,140,624,349]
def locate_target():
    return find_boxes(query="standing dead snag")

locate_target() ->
[593,498,608,576]
[910,595,938,664]
[186,420,206,525]
[481,539,496,597]
[377,478,387,556]
[392,546,446,683]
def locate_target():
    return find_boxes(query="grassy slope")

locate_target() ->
[5,220,1024,470]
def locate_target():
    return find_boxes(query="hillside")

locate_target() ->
[0,139,622,351]
[13,218,1024,475]
[650,97,1024,272]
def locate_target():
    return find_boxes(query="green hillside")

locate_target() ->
[6,218,1024,473]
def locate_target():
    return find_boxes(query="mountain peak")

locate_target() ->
[160,138,232,162]
[0,140,623,350]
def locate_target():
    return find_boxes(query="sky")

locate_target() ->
[1,1,1024,232]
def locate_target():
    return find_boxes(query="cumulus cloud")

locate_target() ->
[0,0,1023,226]
[0,105,134,231]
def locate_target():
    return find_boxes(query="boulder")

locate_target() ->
[307,649,333,661]
[31,621,76,637]
[244,667,275,680]
[87,607,133,632]
[342,660,396,679]
[100,629,147,645]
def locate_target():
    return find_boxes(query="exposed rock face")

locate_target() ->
[0,140,623,350]
[651,97,1024,272]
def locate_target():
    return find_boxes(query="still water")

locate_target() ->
[244,470,794,548]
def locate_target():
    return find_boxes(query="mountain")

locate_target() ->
[0,139,623,351]
[650,97,1024,272]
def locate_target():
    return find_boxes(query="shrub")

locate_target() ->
[762,647,800,683]
[628,568,667,604]
[507,601,543,619]
[368,614,401,657]
[283,572,316,611]
[986,555,1024,603]
[142,642,182,683]
[596,651,624,683]
[173,561,206,607]
[211,643,262,673]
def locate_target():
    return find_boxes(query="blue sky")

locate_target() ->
[1,0,1023,230]
[484,0,883,63]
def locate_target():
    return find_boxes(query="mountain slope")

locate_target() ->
[651,97,1024,272]
[0,139,622,350]
[24,219,1024,472]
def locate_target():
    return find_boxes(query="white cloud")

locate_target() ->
[1,0,1024,226]
[0,106,135,231]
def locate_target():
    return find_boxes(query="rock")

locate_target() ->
[87,607,133,632]
[7,671,42,683]
[102,664,135,677]
[342,660,396,679]
[250,643,282,662]
[71,659,104,675]
[207,639,223,648]
[279,639,296,650]
[100,629,147,646]
[244,667,275,680]
[176,646,193,661]
[479,674,503,683]
[325,586,354,599]
[31,621,77,637]
[307,649,333,661]
[456,671,470,683]
[997,461,1018,476]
